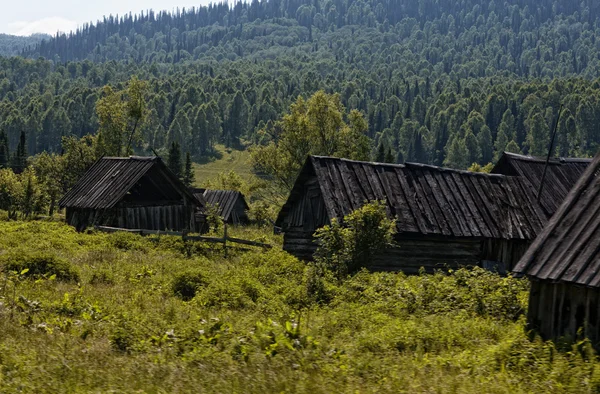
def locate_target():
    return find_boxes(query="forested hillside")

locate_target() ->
[0,34,48,57]
[1,0,600,178]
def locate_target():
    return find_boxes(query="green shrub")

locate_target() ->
[172,270,208,301]
[314,200,396,277]
[89,269,115,285]
[108,232,149,252]
[109,315,139,353]
[1,250,79,282]
[196,280,253,309]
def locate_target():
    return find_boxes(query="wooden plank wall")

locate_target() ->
[282,227,318,260]
[66,205,197,232]
[370,237,481,273]
[481,239,531,272]
[282,231,483,273]
[528,280,600,346]
[281,176,329,232]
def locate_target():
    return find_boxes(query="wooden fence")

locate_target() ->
[94,224,272,252]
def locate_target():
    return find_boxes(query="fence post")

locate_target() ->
[223,222,228,258]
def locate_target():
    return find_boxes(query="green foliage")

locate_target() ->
[204,202,223,233]
[96,77,148,156]
[0,34,48,57]
[96,86,128,156]
[89,269,115,285]
[0,221,598,392]
[0,250,79,282]
[468,162,494,173]
[314,201,396,277]
[172,270,208,301]
[183,152,194,187]
[0,167,46,219]
[167,141,182,179]
[251,91,371,190]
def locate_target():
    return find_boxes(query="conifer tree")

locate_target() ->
[376,143,385,162]
[12,130,26,173]
[183,152,195,187]
[505,140,521,154]
[167,141,182,179]
[385,148,395,163]
[0,131,9,168]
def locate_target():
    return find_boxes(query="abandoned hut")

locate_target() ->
[491,152,591,217]
[512,152,600,344]
[276,155,549,273]
[59,156,204,232]
[192,188,249,225]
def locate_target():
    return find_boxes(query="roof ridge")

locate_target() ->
[309,155,508,177]
[502,151,592,164]
[102,156,158,161]
[310,155,406,168]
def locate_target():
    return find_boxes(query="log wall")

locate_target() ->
[528,280,600,346]
[481,238,531,272]
[369,236,481,273]
[282,227,318,260]
[282,230,530,275]
[66,205,197,232]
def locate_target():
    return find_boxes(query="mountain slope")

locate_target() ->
[0,34,49,57]
[24,0,600,79]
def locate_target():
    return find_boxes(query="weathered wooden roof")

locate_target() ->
[276,156,550,240]
[491,152,591,216]
[192,188,248,221]
[59,156,202,209]
[513,152,600,287]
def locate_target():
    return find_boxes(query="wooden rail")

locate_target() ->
[94,225,272,249]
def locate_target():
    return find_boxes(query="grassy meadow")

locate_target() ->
[0,221,599,393]
[193,146,254,186]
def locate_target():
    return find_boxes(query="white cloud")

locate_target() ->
[8,17,78,36]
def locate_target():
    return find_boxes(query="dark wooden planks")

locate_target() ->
[277,155,549,244]
[514,152,600,287]
[492,152,592,217]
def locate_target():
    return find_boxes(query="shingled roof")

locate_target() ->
[513,152,600,287]
[491,152,591,216]
[276,156,549,240]
[59,156,202,209]
[192,188,248,222]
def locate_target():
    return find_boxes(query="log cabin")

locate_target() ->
[59,156,205,232]
[513,152,600,345]
[192,188,249,225]
[491,152,591,217]
[276,155,550,273]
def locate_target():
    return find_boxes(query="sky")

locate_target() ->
[1,1,213,36]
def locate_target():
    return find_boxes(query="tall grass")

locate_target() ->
[0,221,598,393]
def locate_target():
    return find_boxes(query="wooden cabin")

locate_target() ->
[59,156,204,232]
[276,156,550,273]
[513,152,600,344]
[491,152,591,217]
[192,188,249,225]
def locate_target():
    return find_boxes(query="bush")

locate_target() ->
[171,270,208,301]
[89,269,115,285]
[314,200,396,277]
[1,250,79,282]
[108,232,149,252]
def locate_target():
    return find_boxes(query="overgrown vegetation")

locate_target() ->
[0,221,598,392]
[314,200,396,277]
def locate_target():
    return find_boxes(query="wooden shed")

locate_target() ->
[192,188,249,224]
[59,156,204,232]
[491,152,591,217]
[276,156,549,273]
[513,152,600,344]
